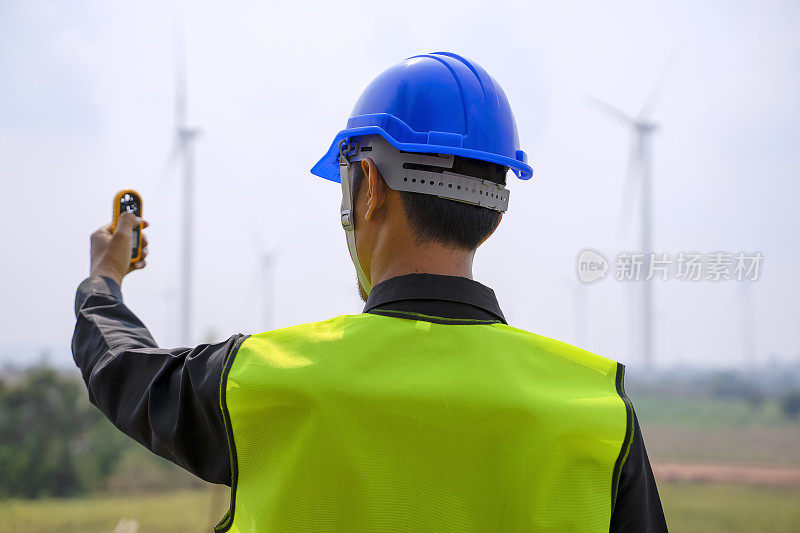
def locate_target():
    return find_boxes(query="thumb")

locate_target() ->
[115,211,141,234]
[108,212,138,257]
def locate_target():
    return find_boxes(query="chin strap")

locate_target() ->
[339,139,372,296]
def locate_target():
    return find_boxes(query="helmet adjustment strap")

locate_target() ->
[339,139,372,295]
[345,135,510,213]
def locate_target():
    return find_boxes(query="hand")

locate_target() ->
[90,212,150,286]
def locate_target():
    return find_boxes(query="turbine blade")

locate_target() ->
[173,24,187,129]
[588,96,635,127]
[157,139,181,185]
[247,220,267,254]
[250,264,260,289]
[637,51,678,121]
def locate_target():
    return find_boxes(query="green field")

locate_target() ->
[631,392,800,466]
[630,392,791,429]
[3,392,798,531]
[1,488,228,532]
[2,483,800,532]
[659,483,800,532]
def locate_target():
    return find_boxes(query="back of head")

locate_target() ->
[350,145,508,250]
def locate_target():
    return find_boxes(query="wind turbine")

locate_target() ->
[591,93,659,371]
[741,281,756,370]
[167,29,200,345]
[574,280,588,348]
[562,276,588,348]
[249,224,279,332]
[253,249,276,332]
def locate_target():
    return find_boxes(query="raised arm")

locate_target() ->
[71,212,245,485]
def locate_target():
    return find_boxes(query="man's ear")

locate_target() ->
[362,158,388,221]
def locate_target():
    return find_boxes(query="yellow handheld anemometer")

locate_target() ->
[110,190,143,263]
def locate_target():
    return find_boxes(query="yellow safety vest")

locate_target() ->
[215,313,633,532]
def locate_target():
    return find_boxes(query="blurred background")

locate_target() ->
[1,0,799,531]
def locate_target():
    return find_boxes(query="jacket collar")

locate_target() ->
[363,273,506,324]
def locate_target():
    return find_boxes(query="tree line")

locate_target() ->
[0,365,198,498]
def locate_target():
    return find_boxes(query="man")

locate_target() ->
[73,52,667,532]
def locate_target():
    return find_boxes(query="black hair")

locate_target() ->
[352,155,506,250]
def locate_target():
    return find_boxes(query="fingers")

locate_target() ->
[114,213,148,236]
[138,222,149,259]
[102,213,151,276]
[116,211,142,233]
[108,216,136,262]
[139,228,149,264]
[132,245,147,270]
[113,213,150,249]
[123,242,148,274]
[91,211,151,282]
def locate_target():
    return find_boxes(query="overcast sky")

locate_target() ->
[1,0,798,370]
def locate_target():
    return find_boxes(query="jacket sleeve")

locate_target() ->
[71,275,245,486]
[609,407,669,532]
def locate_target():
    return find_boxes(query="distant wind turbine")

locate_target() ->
[590,89,660,371]
[249,224,280,332]
[562,276,588,348]
[164,28,201,345]
[741,281,756,369]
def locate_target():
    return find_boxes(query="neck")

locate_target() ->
[368,240,475,287]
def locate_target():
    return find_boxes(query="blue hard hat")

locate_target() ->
[311,52,532,182]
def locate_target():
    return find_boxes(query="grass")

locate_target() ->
[660,482,800,533]
[630,393,789,429]
[642,424,800,465]
[628,392,800,466]
[1,487,229,533]
[2,483,800,532]
[3,394,798,531]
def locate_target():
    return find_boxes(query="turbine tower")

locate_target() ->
[574,280,587,348]
[249,226,278,332]
[592,97,659,371]
[171,30,200,345]
[256,250,276,331]
[741,281,756,370]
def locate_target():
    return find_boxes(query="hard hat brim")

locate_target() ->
[311,126,533,184]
